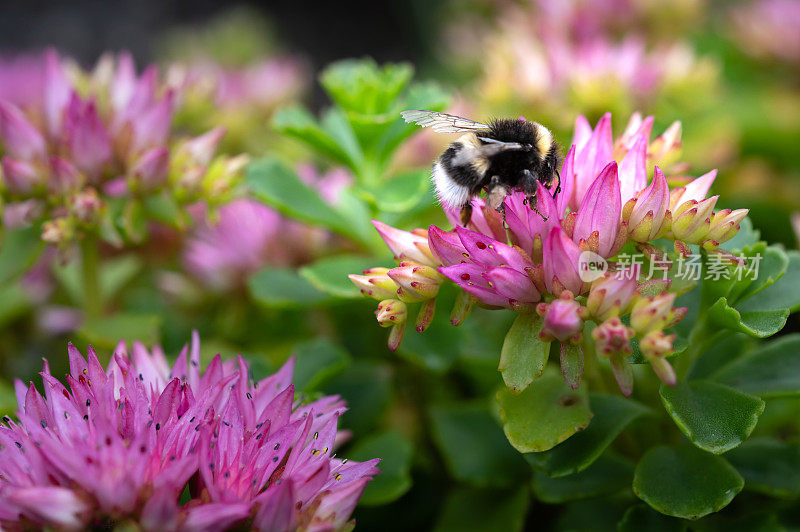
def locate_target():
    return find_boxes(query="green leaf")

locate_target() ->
[498,313,550,393]
[711,334,800,397]
[360,170,431,213]
[737,250,800,313]
[247,267,332,308]
[290,338,351,393]
[430,402,529,488]
[433,487,528,532]
[660,381,764,454]
[79,313,161,349]
[525,392,650,476]
[556,495,632,531]
[707,297,788,338]
[272,105,356,168]
[299,254,379,299]
[348,430,412,506]
[320,59,413,115]
[618,505,687,532]
[725,438,800,499]
[633,445,744,520]
[732,244,788,303]
[397,297,463,373]
[0,282,32,327]
[688,333,755,381]
[374,81,449,163]
[100,255,142,304]
[0,225,43,285]
[532,454,634,503]
[495,368,592,453]
[246,158,361,242]
[319,107,364,168]
[321,361,392,435]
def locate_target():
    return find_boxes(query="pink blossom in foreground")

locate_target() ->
[0,333,379,531]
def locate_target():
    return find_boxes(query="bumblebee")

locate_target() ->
[401,110,561,224]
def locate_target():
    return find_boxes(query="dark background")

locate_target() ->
[0,0,444,70]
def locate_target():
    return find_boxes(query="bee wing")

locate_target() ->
[401,110,489,133]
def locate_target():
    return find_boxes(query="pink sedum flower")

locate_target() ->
[0,333,379,531]
[184,166,351,290]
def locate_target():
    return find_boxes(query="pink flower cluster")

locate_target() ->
[351,112,748,394]
[184,165,351,290]
[730,0,800,65]
[0,50,243,244]
[473,1,712,117]
[0,333,379,531]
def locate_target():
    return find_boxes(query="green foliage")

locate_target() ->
[725,438,800,499]
[430,402,529,488]
[710,334,800,398]
[0,226,43,286]
[532,454,634,503]
[496,368,592,453]
[290,337,351,393]
[498,313,550,393]
[349,430,413,506]
[633,445,744,520]
[660,381,765,454]
[433,487,529,532]
[248,267,333,308]
[525,393,650,476]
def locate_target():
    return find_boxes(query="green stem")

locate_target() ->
[81,236,102,320]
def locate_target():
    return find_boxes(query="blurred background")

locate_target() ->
[1,0,799,529]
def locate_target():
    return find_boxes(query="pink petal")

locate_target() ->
[618,135,647,203]
[572,162,621,257]
[0,101,47,160]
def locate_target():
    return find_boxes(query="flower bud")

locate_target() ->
[373,221,437,267]
[69,188,103,223]
[182,127,226,167]
[705,209,749,245]
[0,101,47,161]
[41,218,74,244]
[648,120,682,165]
[586,266,640,322]
[416,298,436,333]
[537,291,586,342]
[202,154,249,202]
[49,156,83,194]
[375,299,407,351]
[349,268,399,301]
[129,147,169,192]
[1,157,40,194]
[623,166,670,242]
[639,330,677,386]
[450,290,474,326]
[591,317,635,396]
[671,196,717,244]
[375,299,407,328]
[630,292,682,335]
[387,263,444,300]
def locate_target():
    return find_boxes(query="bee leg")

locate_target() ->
[486,176,508,212]
[521,169,548,221]
[553,168,562,197]
[526,191,549,222]
[459,203,473,226]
